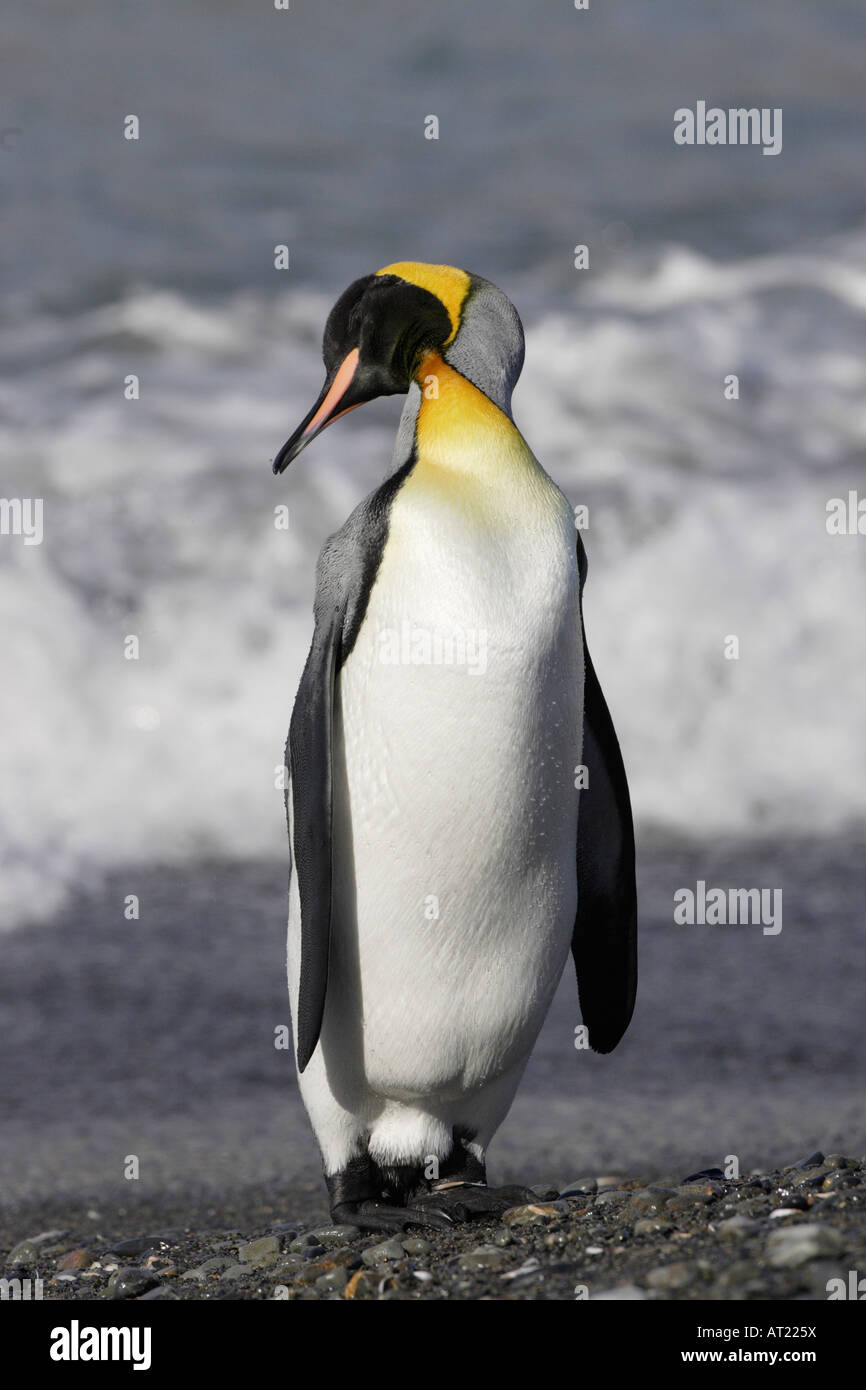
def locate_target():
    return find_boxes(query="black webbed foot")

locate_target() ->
[330,1198,455,1233]
[325,1143,540,1235]
[410,1179,537,1222]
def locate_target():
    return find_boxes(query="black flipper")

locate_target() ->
[286,456,418,1073]
[288,603,343,1072]
[571,534,638,1053]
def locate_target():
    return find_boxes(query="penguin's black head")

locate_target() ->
[272,269,455,474]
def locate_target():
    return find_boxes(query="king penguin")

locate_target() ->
[271,262,637,1231]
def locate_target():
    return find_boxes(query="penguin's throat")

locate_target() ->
[413,351,527,481]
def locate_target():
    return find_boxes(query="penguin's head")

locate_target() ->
[273,262,525,473]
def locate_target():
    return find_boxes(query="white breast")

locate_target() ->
[331,462,584,1100]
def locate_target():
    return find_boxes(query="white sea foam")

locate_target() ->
[2,235,865,929]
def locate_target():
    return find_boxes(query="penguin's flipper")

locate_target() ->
[287,467,414,1073]
[288,600,343,1073]
[571,535,638,1054]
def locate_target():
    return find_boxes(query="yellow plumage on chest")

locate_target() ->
[403,351,569,535]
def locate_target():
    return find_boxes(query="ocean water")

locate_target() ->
[2,0,865,930]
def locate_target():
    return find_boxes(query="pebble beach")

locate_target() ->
[5,1151,865,1301]
[2,839,863,1302]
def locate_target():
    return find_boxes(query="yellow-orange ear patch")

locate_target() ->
[375,262,471,344]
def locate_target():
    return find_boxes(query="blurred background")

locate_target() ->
[1,1,864,1217]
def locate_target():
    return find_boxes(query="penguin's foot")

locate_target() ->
[328,1157,457,1231]
[325,1149,538,1233]
[411,1179,538,1222]
[330,1199,456,1234]
[332,1183,534,1232]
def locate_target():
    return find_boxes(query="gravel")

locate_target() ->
[3,1148,864,1301]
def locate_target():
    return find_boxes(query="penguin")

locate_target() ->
[272,262,637,1231]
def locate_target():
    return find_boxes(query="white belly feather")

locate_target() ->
[328,472,584,1103]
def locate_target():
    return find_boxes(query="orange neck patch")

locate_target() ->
[413,351,521,470]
